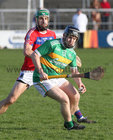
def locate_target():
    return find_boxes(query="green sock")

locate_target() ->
[65,121,74,129]
[71,115,74,120]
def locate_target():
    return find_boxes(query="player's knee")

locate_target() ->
[74,91,80,102]
[61,96,70,105]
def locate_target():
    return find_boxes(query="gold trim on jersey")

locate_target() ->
[40,57,63,73]
[48,52,71,64]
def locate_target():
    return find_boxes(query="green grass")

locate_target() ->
[0,48,113,140]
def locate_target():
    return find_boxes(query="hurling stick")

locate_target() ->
[48,66,104,81]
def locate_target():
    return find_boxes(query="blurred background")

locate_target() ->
[0,0,113,48]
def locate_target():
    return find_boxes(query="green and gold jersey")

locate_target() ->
[33,38,77,82]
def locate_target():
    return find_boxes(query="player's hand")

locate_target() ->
[38,68,48,80]
[78,83,86,94]
[39,72,48,80]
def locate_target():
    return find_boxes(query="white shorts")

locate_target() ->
[34,78,67,97]
[17,71,33,87]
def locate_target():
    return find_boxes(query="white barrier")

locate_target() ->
[0,30,25,49]
[0,30,63,49]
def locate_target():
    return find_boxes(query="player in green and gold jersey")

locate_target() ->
[31,25,93,130]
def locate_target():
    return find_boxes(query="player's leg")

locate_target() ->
[46,86,85,130]
[59,80,80,115]
[0,81,28,114]
[59,80,96,123]
[46,86,72,122]
[34,79,85,130]
[56,78,83,121]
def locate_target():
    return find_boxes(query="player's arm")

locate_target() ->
[23,43,34,57]
[69,53,86,94]
[70,67,86,94]
[23,29,36,57]
[31,40,52,80]
[31,51,48,80]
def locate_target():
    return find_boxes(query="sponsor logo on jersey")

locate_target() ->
[55,47,61,52]
[50,40,60,46]
[50,58,67,68]
[36,36,54,45]
[62,50,66,57]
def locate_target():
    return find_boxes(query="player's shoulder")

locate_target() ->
[26,27,37,36]
[47,29,56,34]
[49,38,61,46]
[69,48,76,55]
[25,27,36,40]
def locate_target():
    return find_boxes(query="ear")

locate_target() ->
[63,33,66,38]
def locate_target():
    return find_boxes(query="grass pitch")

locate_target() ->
[0,48,113,140]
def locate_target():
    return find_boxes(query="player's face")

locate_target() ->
[65,35,78,48]
[38,16,49,28]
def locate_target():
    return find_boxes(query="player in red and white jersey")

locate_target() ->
[21,27,56,71]
[0,9,56,114]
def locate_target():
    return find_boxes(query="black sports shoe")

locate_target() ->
[64,121,85,130]
[77,117,96,123]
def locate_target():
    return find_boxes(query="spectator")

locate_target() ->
[100,0,111,30]
[90,0,101,30]
[72,9,88,48]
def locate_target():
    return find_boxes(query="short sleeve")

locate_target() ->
[35,40,53,56]
[24,29,36,46]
